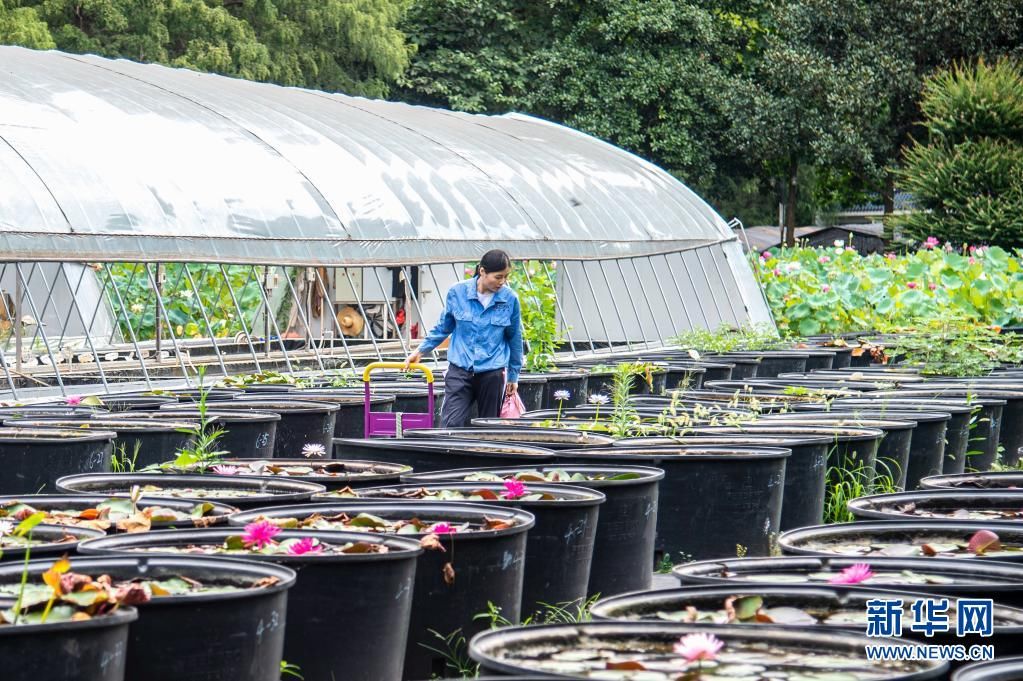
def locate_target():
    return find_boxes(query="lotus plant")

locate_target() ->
[828,563,874,585]
[302,443,326,459]
[554,389,570,425]
[675,632,724,670]
[502,479,528,500]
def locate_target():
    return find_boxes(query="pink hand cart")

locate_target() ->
[363,361,435,438]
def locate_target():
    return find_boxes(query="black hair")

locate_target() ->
[474,249,512,277]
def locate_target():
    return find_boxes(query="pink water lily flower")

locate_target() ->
[212,465,239,476]
[928,282,937,290]
[828,563,874,584]
[66,395,83,406]
[286,537,323,556]
[674,632,724,663]
[502,479,527,500]
[906,282,918,289]
[821,284,831,293]
[242,520,281,550]
[923,236,940,249]
[430,522,457,534]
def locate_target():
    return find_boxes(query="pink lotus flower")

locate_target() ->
[928,282,937,290]
[821,284,831,293]
[923,236,940,249]
[674,632,724,663]
[772,268,782,276]
[818,255,830,264]
[761,251,771,260]
[906,282,918,289]
[66,395,82,406]
[285,537,323,556]
[502,479,527,499]
[969,257,977,265]
[430,522,457,534]
[241,520,281,550]
[969,245,977,254]
[212,465,239,475]
[828,563,874,584]
[885,253,896,261]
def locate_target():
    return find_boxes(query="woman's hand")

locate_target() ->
[505,382,518,397]
[403,351,422,370]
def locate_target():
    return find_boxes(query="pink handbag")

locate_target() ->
[500,392,526,419]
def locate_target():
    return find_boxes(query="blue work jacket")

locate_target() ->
[418,278,524,383]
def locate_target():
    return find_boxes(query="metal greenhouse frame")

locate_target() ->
[0,47,772,399]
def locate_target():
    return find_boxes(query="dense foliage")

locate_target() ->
[891,59,1023,248]
[757,242,1023,335]
[2,1,1022,231]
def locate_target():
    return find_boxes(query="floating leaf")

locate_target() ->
[606,661,647,671]
[348,513,388,528]
[733,596,763,621]
[968,529,1002,555]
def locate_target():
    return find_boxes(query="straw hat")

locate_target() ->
[336,306,365,336]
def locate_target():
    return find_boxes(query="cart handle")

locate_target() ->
[362,361,434,384]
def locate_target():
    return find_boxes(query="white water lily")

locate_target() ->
[0,520,13,536]
[553,390,571,402]
[588,394,610,405]
[302,443,327,458]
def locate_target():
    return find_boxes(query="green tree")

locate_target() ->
[0,1,55,48]
[8,0,410,97]
[891,59,1023,248]
[720,0,891,244]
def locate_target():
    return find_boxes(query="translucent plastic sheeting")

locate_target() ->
[0,47,737,265]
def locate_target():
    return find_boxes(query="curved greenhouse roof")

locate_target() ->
[0,47,741,266]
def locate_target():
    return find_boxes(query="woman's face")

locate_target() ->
[478,266,511,292]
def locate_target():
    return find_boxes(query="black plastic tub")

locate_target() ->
[55,473,325,509]
[672,555,1023,608]
[0,599,136,681]
[829,398,980,475]
[662,364,707,391]
[78,529,419,681]
[556,446,789,562]
[780,520,1023,562]
[0,523,105,562]
[288,390,395,439]
[877,389,1008,471]
[537,371,588,409]
[702,354,761,379]
[589,584,1023,661]
[514,375,548,412]
[403,427,615,451]
[0,426,116,494]
[849,490,1023,525]
[102,394,179,411]
[760,414,915,489]
[922,471,1023,491]
[333,438,558,471]
[0,404,108,419]
[332,482,604,613]
[468,621,948,679]
[131,409,280,459]
[208,458,412,490]
[792,407,951,490]
[0,493,237,531]
[628,431,831,531]
[401,464,664,598]
[953,657,1023,681]
[923,382,1023,468]
[228,501,533,681]
[728,350,810,377]
[584,367,668,397]
[165,398,338,459]
[0,555,293,681]
[3,417,197,469]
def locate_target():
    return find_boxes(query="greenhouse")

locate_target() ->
[0,46,769,398]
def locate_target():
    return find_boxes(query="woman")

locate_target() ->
[404,249,523,428]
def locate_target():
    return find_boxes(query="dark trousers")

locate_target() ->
[441,364,505,428]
